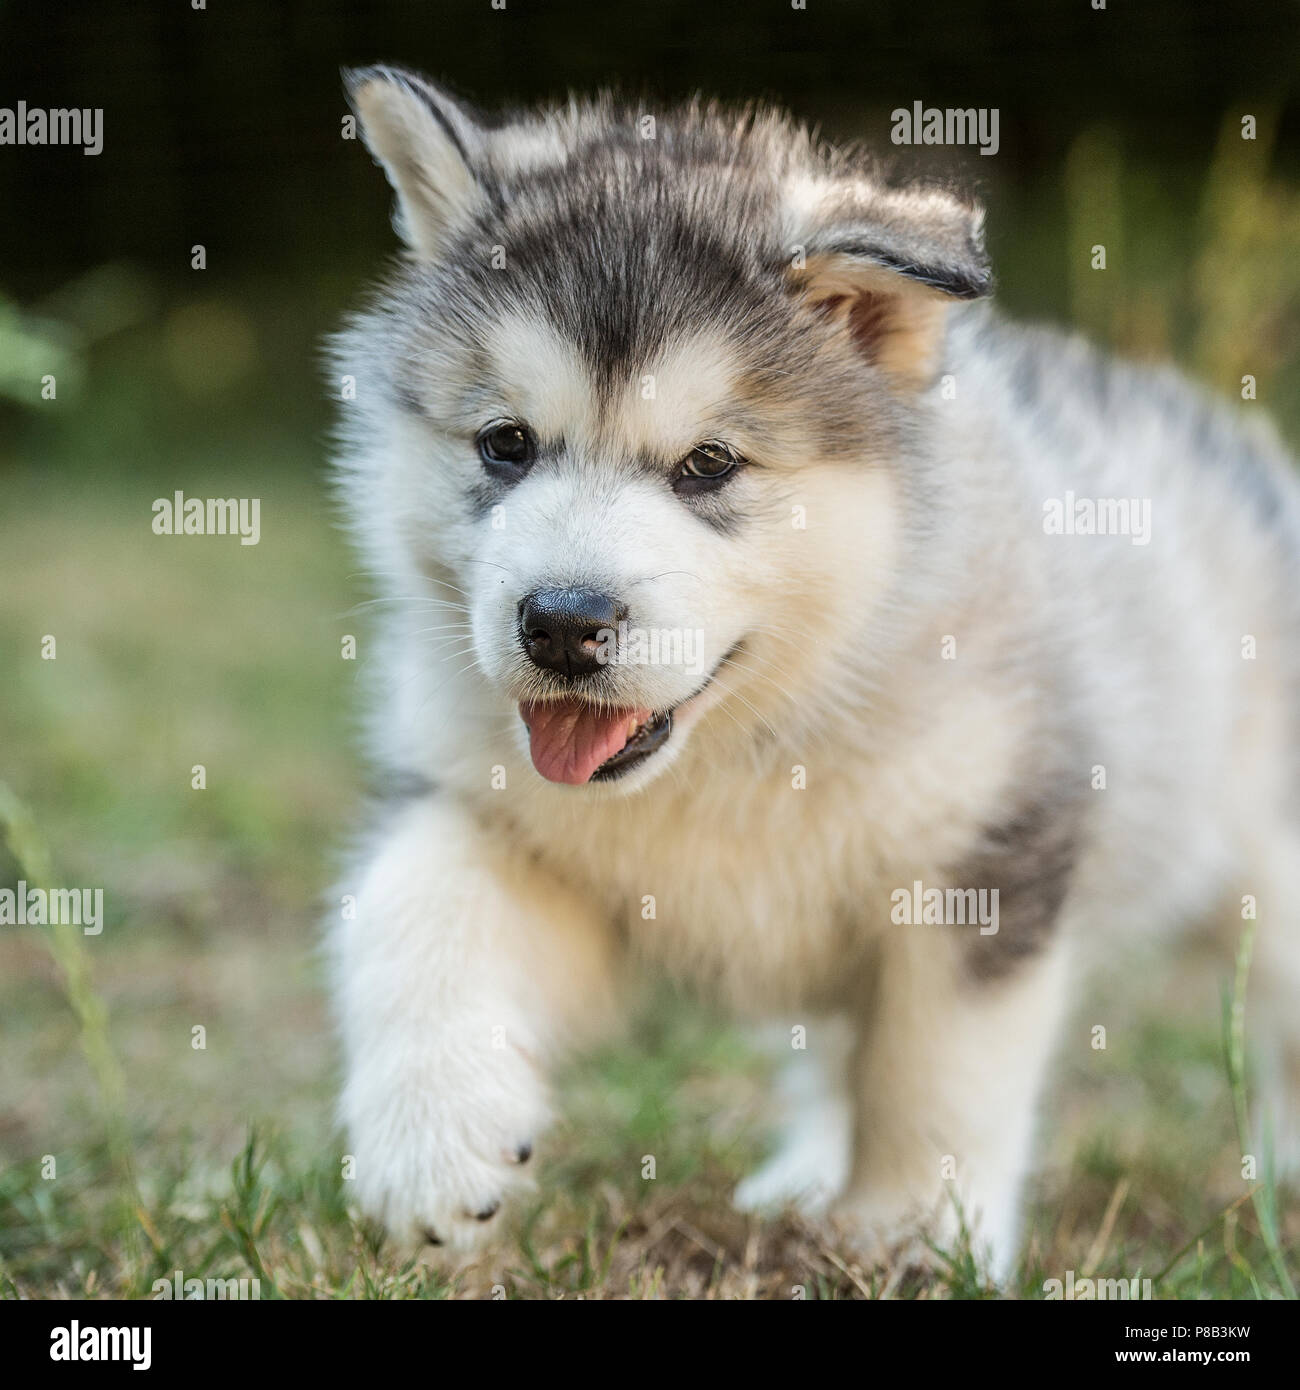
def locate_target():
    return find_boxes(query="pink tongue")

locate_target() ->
[521,699,650,785]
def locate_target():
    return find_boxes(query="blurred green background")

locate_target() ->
[1,0,1298,1297]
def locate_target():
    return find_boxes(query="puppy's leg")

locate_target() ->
[734,1017,854,1215]
[332,793,616,1250]
[836,929,1070,1280]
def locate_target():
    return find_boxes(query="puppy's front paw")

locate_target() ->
[343,1040,550,1253]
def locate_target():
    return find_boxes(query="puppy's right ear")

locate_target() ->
[785,177,991,391]
[343,65,483,260]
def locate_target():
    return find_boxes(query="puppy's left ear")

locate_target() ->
[344,64,484,260]
[787,181,992,390]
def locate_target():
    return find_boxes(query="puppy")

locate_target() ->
[328,65,1300,1276]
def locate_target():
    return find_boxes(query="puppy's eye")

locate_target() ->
[676,441,743,491]
[477,422,536,474]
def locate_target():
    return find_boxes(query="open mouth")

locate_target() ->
[517,701,674,785]
[517,642,741,787]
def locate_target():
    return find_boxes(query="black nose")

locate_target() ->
[519,588,625,678]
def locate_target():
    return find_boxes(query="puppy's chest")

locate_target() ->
[619,841,868,1003]
[533,774,927,1005]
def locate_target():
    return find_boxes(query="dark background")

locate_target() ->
[3,0,1299,284]
[2,0,1299,470]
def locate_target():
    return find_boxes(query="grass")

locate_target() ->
[2,121,1299,1298]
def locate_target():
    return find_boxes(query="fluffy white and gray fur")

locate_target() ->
[328,65,1300,1276]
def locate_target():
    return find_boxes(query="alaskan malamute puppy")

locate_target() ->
[329,64,1300,1276]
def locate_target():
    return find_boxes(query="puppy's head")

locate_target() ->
[337,66,990,792]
